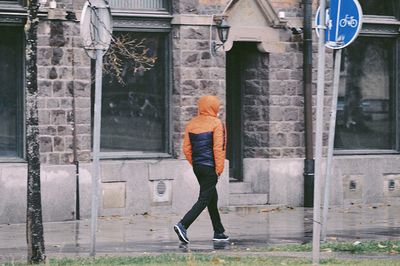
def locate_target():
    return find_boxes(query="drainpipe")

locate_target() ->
[303,0,314,207]
[66,10,80,220]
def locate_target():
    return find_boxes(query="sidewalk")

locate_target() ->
[1,204,400,263]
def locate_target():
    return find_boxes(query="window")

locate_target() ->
[108,0,168,11]
[334,1,399,153]
[359,0,397,17]
[335,37,395,150]
[0,26,23,158]
[90,1,172,157]
[94,32,169,155]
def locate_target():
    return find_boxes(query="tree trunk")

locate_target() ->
[25,0,46,263]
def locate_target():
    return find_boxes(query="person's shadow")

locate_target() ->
[178,243,190,252]
[213,241,229,250]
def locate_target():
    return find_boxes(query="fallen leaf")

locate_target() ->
[211,257,225,264]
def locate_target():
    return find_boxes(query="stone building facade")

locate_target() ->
[0,0,400,224]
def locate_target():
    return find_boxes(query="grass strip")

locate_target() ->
[2,253,400,266]
[264,240,400,254]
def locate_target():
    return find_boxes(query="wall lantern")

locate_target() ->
[212,17,230,55]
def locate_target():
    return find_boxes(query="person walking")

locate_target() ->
[174,95,229,243]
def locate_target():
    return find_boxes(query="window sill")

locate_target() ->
[97,152,172,160]
[0,157,26,163]
[111,9,172,18]
[333,149,399,156]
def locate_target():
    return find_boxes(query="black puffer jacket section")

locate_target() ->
[189,131,215,168]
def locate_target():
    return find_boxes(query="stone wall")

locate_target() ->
[266,40,307,158]
[241,45,271,158]
[173,0,229,14]
[171,22,226,158]
[37,19,91,165]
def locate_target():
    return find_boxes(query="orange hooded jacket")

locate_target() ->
[183,95,226,176]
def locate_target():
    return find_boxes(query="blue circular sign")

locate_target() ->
[315,0,363,49]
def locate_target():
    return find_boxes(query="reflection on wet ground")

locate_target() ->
[1,205,400,262]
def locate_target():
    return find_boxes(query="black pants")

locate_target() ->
[180,164,225,234]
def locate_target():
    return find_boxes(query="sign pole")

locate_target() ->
[321,49,342,242]
[90,48,104,257]
[313,0,327,263]
[80,0,113,257]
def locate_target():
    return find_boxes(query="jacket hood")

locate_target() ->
[198,95,220,117]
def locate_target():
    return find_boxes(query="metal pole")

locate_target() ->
[90,48,103,257]
[321,49,342,242]
[70,18,80,221]
[303,0,315,208]
[313,0,327,264]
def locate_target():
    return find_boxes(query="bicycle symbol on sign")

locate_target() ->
[339,14,358,28]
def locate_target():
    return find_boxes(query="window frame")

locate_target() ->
[97,11,173,160]
[0,24,25,162]
[334,13,400,155]
[108,0,170,15]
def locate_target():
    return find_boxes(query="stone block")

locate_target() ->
[49,67,58,79]
[38,80,53,97]
[75,98,91,108]
[51,47,64,65]
[102,182,126,209]
[57,125,72,135]
[54,136,65,151]
[51,110,66,125]
[266,158,303,205]
[76,125,90,134]
[61,153,74,164]
[269,107,283,121]
[0,165,27,224]
[53,80,65,96]
[39,136,53,152]
[284,107,299,121]
[47,98,60,108]
[182,51,200,66]
[41,165,76,222]
[74,67,91,79]
[72,81,90,97]
[269,132,287,147]
[75,109,91,124]
[60,98,73,108]
[48,153,60,164]
[39,125,57,135]
[180,26,209,40]
[59,67,73,79]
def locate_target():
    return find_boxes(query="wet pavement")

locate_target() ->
[1,204,400,262]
